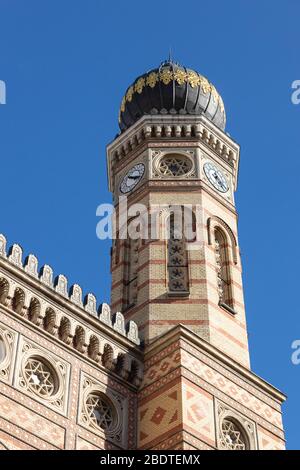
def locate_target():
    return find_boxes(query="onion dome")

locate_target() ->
[119,60,226,132]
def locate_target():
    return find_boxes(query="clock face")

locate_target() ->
[203,162,229,193]
[119,163,145,194]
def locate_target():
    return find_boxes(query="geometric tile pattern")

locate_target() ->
[257,426,286,450]
[140,334,285,450]
[180,349,283,429]
[143,349,181,388]
[144,338,281,413]
[0,394,65,448]
[143,342,282,432]
[138,381,181,449]
[182,381,215,447]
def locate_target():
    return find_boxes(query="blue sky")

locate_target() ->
[0,0,299,449]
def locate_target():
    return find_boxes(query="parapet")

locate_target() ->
[0,233,141,347]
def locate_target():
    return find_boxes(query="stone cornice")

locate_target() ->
[145,324,286,404]
[106,114,240,193]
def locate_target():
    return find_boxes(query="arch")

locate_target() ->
[28,297,41,325]
[12,287,25,315]
[214,227,234,310]
[0,277,9,305]
[43,307,57,335]
[58,316,72,345]
[207,216,238,264]
[73,325,87,353]
[115,352,125,372]
[102,343,114,370]
[128,359,141,387]
[115,352,130,380]
[88,335,100,362]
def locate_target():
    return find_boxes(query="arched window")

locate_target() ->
[220,418,249,450]
[123,237,139,309]
[214,228,233,309]
[168,212,189,293]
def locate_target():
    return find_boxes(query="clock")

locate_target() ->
[203,161,229,193]
[119,163,145,194]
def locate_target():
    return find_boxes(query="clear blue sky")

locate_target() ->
[0,0,299,449]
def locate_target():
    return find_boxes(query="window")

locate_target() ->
[24,356,58,398]
[220,418,248,450]
[214,228,233,309]
[168,213,189,293]
[86,393,116,432]
[158,154,193,177]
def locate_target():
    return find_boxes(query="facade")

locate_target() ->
[0,60,286,450]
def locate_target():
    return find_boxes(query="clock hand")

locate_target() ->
[213,172,221,183]
[213,172,227,190]
[127,176,140,182]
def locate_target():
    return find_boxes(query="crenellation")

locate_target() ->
[0,234,141,349]
[8,243,23,268]
[24,254,38,278]
[0,234,7,257]
[40,264,54,287]
[70,283,83,307]
[54,274,68,297]
[127,320,140,346]
[98,302,112,326]
[113,311,126,336]
[84,293,97,316]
